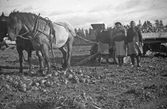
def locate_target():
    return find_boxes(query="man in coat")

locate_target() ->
[126,21,143,67]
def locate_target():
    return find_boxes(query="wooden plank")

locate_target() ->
[143,38,167,44]
[142,32,167,39]
[91,23,105,29]
[75,52,99,65]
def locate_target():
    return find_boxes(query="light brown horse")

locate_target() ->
[7,11,76,74]
[0,13,39,74]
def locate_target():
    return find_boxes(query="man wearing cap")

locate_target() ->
[113,22,126,66]
[126,21,143,67]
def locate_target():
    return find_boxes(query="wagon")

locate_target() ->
[75,23,113,65]
[142,32,167,54]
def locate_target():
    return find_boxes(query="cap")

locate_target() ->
[115,22,122,25]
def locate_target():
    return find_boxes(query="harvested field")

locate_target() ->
[0,45,167,109]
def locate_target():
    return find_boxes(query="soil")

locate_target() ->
[0,45,167,109]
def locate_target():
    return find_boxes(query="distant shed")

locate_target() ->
[91,23,106,30]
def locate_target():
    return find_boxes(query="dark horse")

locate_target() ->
[0,12,40,73]
[7,11,75,74]
[0,12,8,71]
[0,12,8,49]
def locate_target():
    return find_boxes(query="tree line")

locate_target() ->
[74,20,167,38]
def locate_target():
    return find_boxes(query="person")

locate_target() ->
[95,24,111,64]
[126,21,143,67]
[113,22,126,66]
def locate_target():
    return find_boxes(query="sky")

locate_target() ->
[0,0,167,29]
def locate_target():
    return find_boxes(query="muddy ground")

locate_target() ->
[0,45,167,109]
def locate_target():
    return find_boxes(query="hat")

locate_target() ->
[115,22,122,25]
[130,21,135,24]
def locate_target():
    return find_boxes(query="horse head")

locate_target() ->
[7,12,24,41]
[7,11,44,41]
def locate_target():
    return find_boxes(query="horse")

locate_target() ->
[0,12,9,49]
[7,11,75,74]
[0,12,8,71]
[0,12,41,74]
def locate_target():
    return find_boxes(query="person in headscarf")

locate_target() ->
[126,21,143,67]
[113,22,126,66]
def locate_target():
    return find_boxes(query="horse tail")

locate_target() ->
[68,29,77,37]
[50,32,55,62]
[65,22,76,37]
[48,21,55,62]
[50,41,55,63]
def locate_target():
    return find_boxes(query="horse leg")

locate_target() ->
[98,53,102,64]
[27,49,33,73]
[59,47,67,70]
[36,51,44,71]
[22,51,27,64]
[17,48,23,73]
[42,44,51,74]
[66,37,74,68]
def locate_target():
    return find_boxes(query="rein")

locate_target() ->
[54,22,98,44]
[16,14,53,42]
[16,14,41,40]
[17,24,31,40]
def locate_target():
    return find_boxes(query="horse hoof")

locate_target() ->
[45,70,52,75]
[37,69,45,75]
[62,69,67,75]
[62,67,69,73]
[38,69,43,73]
[62,65,66,70]
[19,71,23,74]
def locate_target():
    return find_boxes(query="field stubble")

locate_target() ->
[0,45,167,109]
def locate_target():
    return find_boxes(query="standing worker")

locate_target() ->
[126,21,143,67]
[113,22,126,66]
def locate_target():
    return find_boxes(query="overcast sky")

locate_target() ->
[0,0,166,28]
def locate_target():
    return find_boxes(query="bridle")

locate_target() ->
[15,15,53,40]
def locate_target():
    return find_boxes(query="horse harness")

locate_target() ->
[16,14,56,59]
[17,15,55,42]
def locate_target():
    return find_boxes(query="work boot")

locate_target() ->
[130,56,135,67]
[136,56,142,67]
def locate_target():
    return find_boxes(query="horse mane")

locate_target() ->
[9,11,51,31]
[9,11,38,30]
